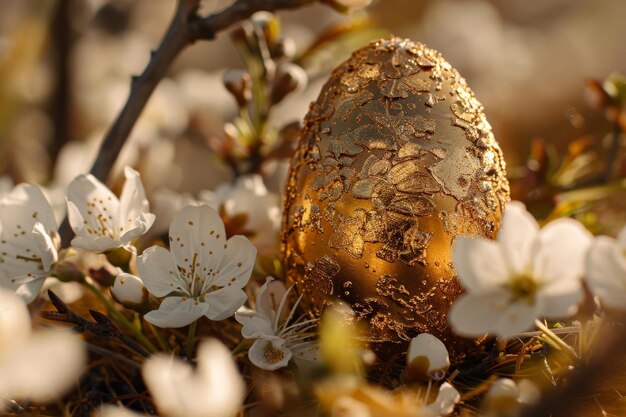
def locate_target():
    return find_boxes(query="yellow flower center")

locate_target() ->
[509,274,538,303]
[264,343,285,365]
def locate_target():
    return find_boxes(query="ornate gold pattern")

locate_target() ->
[281,38,509,362]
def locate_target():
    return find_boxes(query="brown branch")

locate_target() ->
[59,0,314,245]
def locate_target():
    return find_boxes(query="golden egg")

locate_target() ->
[281,37,509,362]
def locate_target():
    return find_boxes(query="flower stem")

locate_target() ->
[186,320,198,359]
[231,339,250,356]
[82,281,157,354]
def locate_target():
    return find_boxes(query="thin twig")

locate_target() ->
[86,343,142,370]
[59,0,314,245]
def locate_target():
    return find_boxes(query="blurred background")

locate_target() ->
[0,0,624,203]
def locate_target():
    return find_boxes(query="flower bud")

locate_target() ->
[111,273,147,307]
[270,63,307,104]
[223,69,252,107]
[405,333,450,382]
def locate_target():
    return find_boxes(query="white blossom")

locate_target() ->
[482,378,540,417]
[406,333,450,380]
[585,225,626,310]
[0,183,59,303]
[142,338,245,417]
[67,166,155,252]
[0,288,85,406]
[236,277,318,370]
[449,201,592,338]
[199,175,281,256]
[138,205,256,328]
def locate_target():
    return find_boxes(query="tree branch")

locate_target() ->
[59,0,314,245]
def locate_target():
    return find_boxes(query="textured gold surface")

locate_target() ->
[281,38,510,362]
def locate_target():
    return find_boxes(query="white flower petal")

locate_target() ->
[493,301,540,338]
[118,212,156,244]
[14,279,47,304]
[1,329,85,403]
[116,168,155,244]
[142,354,199,417]
[67,174,120,249]
[452,237,508,292]
[428,382,460,416]
[0,183,57,236]
[203,287,247,321]
[211,235,256,289]
[145,297,208,328]
[196,339,246,413]
[215,175,282,256]
[32,222,59,271]
[448,291,510,337]
[0,235,51,303]
[137,246,182,297]
[248,338,292,370]
[118,167,151,228]
[70,234,121,252]
[0,288,32,345]
[540,283,583,318]
[235,311,276,339]
[586,236,626,310]
[256,277,287,321]
[407,333,450,374]
[169,205,226,284]
[497,201,539,275]
[531,218,591,284]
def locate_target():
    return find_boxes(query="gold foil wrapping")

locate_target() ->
[281,38,510,361]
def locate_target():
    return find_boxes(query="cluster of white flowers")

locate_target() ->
[2,162,626,416]
[0,166,266,411]
[449,201,626,339]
